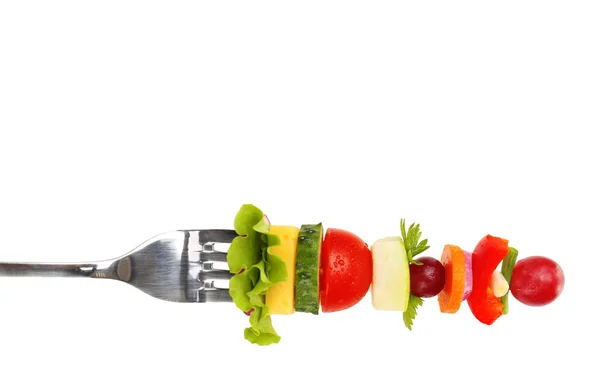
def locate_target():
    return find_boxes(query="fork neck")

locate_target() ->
[0,259,123,280]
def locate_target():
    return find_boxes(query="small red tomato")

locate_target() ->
[319,228,372,313]
[510,256,565,306]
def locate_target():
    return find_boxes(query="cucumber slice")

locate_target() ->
[371,236,410,311]
[294,223,323,314]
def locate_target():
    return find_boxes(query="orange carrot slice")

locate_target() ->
[438,244,466,313]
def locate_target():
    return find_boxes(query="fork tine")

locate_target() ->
[197,288,232,303]
[198,269,234,281]
[195,229,238,244]
[200,251,228,263]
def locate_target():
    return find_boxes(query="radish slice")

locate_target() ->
[462,250,473,300]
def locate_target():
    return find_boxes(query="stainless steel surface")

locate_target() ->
[0,229,237,303]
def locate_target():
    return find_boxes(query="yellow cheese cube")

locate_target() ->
[266,225,299,315]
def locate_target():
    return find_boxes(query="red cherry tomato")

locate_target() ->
[319,228,372,312]
[510,256,565,306]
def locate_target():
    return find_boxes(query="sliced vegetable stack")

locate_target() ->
[226,204,566,346]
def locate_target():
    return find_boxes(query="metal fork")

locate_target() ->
[0,229,236,303]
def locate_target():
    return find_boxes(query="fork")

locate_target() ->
[0,229,236,303]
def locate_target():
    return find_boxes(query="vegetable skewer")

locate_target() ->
[227,204,565,346]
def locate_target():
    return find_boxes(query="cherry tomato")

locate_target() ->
[319,228,372,312]
[510,256,565,306]
[410,256,446,298]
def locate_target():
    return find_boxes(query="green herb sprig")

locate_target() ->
[400,218,430,330]
[400,219,430,265]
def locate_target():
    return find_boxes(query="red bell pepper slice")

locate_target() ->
[467,235,509,325]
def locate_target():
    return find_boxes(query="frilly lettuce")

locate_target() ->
[227,204,287,345]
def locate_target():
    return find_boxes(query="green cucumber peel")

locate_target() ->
[227,204,287,346]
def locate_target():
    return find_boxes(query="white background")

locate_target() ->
[1,1,598,384]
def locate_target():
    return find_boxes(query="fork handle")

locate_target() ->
[0,260,117,279]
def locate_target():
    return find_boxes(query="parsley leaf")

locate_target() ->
[400,218,430,330]
[403,294,424,331]
[400,218,430,265]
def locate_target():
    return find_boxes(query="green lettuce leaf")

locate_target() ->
[243,307,281,346]
[226,204,287,346]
